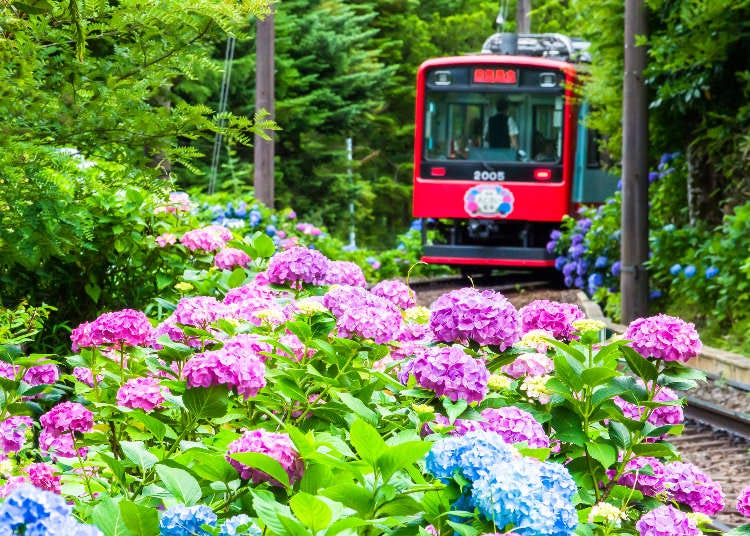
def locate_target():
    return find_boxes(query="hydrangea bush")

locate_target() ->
[3,192,750,535]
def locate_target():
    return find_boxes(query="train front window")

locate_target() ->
[424,91,564,163]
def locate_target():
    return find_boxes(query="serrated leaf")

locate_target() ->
[92,498,137,536]
[350,418,387,467]
[336,392,378,425]
[376,441,432,483]
[442,397,468,423]
[119,499,159,536]
[621,346,658,383]
[585,441,617,469]
[289,492,332,532]
[183,385,228,419]
[121,441,159,471]
[230,451,291,489]
[154,464,202,505]
[320,483,372,516]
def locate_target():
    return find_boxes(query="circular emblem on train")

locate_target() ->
[464,184,515,218]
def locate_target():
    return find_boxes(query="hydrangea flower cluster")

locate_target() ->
[518,299,584,341]
[0,416,34,454]
[156,232,177,247]
[183,348,266,399]
[331,291,403,344]
[155,191,192,214]
[39,401,93,436]
[71,308,154,350]
[173,296,229,329]
[429,288,521,349]
[24,462,61,494]
[322,260,367,287]
[225,429,304,486]
[635,505,700,536]
[614,382,683,433]
[214,247,252,270]
[501,352,553,378]
[611,456,666,497]
[398,345,489,403]
[661,461,725,516]
[478,406,550,449]
[0,485,102,535]
[266,246,330,287]
[116,377,166,411]
[425,431,577,535]
[180,225,232,253]
[370,279,416,309]
[737,484,750,517]
[624,313,702,362]
[22,365,59,387]
[159,504,217,536]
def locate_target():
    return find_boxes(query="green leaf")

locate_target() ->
[442,397,468,423]
[325,517,369,536]
[230,452,291,489]
[376,495,423,516]
[85,282,102,303]
[289,492,332,532]
[120,441,159,471]
[585,441,617,469]
[549,407,587,446]
[92,498,137,536]
[376,441,432,483]
[182,385,228,419]
[447,521,480,536]
[349,418,387,467]
[285,320,313,344]
[154,464,202,505]
[621,346,658,383]
[97,452,129,489]
[553,352,584,391]
[631,442,677,458]
[227,266,248,288]
[119,499,159,536]
[128,411,170,442]
[320,483,373,516]
[725,525,750,535]
[188,453,238,484]
[581,367,619,388]
[607,421,631,449]
[336,392,378,425]
[252,491,298,536]
[250,233,277,259]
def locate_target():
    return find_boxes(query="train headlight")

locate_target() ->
[533,168,553,181]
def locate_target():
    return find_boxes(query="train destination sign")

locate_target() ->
[473,68,517,85]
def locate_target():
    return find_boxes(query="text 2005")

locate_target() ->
[473,170,505,181]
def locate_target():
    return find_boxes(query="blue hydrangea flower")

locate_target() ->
[588,273,603,293]
[24,511,103,536]
[669,264,682,275]
[662,223,676,232]
[0,485,71,530]
[425,430,517,483]
[568,243,585,259]
[545,240,557,254]
[248,210,262,226]
[159,504,217,536]
[265,224,276,236]
[611,261,621,277]
[683,265,696,278]
[219,515,262,536]
[650,289,663,300]
[594,256,608,269]
[409,219,422,231]
[648,171,659,183]
[550,229,562,241]
[705,266,719,279]
[554,256,567,271]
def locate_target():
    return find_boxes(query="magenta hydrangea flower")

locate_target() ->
[173,296,229,329]
[425,413,483,436]
[116,377,166,412]
[71,309,154,350]
[73,367,101,387]
[277,333,315,361]
[737,484,750,517]
[333,292,403,344]
[180,225,232,252]
[323,285,370,317]
[624,313,702,362]
[429,288,521,349]
[398,346,489,403]
[23,364,59,386]
[39,402,94,436]
[614,382,683,436]
[501,352,554,378]
[610,456,666,497]
[226,429,304,485]
[662,461,725,516]
[0,361,18,381]
[183,348,266,399]
[322,260,367,287]
[38,429,87,460]
[370,279,417,309]
[519,299,584,341]
[478,406,550,449]
[214,247,252,270]
[222,334,274,362]
[25,462,61,494]
[266,246,331,287]
[0,416,34,454]
[635,505,700,536]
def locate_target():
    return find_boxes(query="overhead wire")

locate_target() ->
[208,35,237,195]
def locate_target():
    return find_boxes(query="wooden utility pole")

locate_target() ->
[254,9,275,207]
[516,0,531,33]
[621,0,649,322]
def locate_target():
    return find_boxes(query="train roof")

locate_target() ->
[481,33,591,63]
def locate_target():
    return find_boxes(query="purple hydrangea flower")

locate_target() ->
[116,377,166,412]
[159,504,217,536]
[0,416,34,454]
[71,309,154,350]
[635,505,700,536]
[322,260,367,287]
[323,285,369,317]
[624,313,702,363]
[214,247,252,270]
[183,348,266,400]
[398,346,489,403]
[266,246,330,287]
[22,365,59,387]
[332,291,403,344]
[519,299,584,341]
[501,352,553,378]
[226,429,304,486]
[39,401,94,435]
[610,456,666,497]
[429,288,520,349]
[370,279,417,309]
[478,406,550,449]
[737,484,750,517]
[614,382,683,437]
[38,429,86,460]
[173,296,229,329]
[25,462,61,494]
[662,461,725,516]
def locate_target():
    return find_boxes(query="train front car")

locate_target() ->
[413,34,582,269]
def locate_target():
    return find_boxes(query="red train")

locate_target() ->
[412,33,618,269]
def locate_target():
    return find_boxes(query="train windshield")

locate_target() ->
[423,91,564,164]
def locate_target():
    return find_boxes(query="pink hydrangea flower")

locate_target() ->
[519,299,584,341]
[610,456,666,497]
[222,334,274,362]
[0,416,34,453]
[73,367,101,387]
[501,352,554,378]
[333,292,403,344]
[429,288,521,349]
[214,247,252,270]
[117,377,166,411]
[479,406,550,449]
[635,505,700,536]
[322,261,367,287]
[425,413,483,436]
[398,346,489,403]
[22,364,59,386]
[0,361,18,380]
[72,309,154,350]
[173,296,229,329]
[624,313,702,362]
[25,462,61,494]
[662,461,725,516]
[155,233,177,247]
[323,285,369,316]
[226,429,304,485]
[183,348,266,399]
[0,476,27,498]
[180,226,231,252]
[266,246,331,287]
[224,282,279,303]
[737,484,750,517]
[370,279,416,309]
[155,191,192,214]
[38,429,87,460]
[296,222,322,236]
[39,401,94,435]
[277,333,315,361]
[614,382,683,436]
